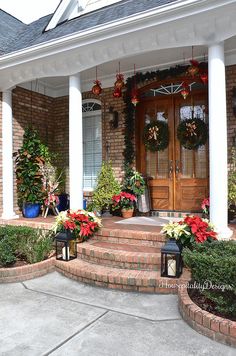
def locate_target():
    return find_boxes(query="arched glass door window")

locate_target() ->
[82,100,102,190]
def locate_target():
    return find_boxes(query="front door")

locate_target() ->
[136,90,208,211]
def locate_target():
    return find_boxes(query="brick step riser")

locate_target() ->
[77,253,160,271]
[56,266,178,294]
[93,236,166,248]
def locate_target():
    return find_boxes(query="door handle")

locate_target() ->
[169,160,173,179]
[175,160,180,177]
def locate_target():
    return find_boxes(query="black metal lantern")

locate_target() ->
[55,231,77,261]
[161,238,183,278]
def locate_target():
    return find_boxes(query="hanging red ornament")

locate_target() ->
[200,71,208,85]
[180,82,190,100]
[91,66,102,95]
[188,59,199,77]
[187,47,199,77]
[131,64,139,107]
[92,80,102,95]
[114,73,125,89]
[113,86,122,98]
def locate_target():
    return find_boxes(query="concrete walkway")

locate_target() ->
[0,272,234,356]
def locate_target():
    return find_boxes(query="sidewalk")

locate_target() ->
[0,272,234,355]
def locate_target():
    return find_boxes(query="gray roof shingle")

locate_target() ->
[1,0,179,55]
[0,9,26,54]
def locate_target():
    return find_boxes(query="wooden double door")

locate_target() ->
[136,92,209,211]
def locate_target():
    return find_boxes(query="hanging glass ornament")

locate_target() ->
[91,67,102,95]
[187,47,199,77]
[180,82,190,100]
[114,73,125,89]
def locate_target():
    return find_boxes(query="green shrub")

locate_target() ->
[92,161,121,211]
[183,241,236,317]
[0,225,54,266]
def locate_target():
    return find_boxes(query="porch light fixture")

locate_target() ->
[161,239,183,278]
[232,87,236,117]
[108,106,119,129]
[55,231,77,262]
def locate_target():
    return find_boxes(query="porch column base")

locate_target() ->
[1,213,19,220]
[217,226,233,240]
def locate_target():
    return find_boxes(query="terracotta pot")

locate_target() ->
[121,209,134,219]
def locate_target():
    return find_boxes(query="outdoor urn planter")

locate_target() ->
[22,203,41,218]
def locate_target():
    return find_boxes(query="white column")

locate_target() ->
[69,74,83,210]
[1,90,18,219]
[208,42,232,239]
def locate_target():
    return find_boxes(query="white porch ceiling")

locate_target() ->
[20,38,236,97]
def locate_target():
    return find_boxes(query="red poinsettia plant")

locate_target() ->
[53,210,102,241]
[161,215,217,248]
[111,191,137,211]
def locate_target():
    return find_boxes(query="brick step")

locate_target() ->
[55,258,191,294]
[77,241,161,271]
[151,211,202,218]
[94,227,165,247]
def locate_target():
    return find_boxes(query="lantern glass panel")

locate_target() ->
[55,232,77,261]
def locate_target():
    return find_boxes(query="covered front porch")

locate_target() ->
[1,1,236,239]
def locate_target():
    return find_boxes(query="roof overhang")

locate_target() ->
[0,0,236,90]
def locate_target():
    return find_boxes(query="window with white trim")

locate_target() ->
[82,100,102,190]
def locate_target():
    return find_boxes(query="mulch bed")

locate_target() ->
[188,288,236,322]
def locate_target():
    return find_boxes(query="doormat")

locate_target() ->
[115,216,181,226]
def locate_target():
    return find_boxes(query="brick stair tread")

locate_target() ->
[78,241,160,256]
[95,227,165,241]
[56,258,191,288]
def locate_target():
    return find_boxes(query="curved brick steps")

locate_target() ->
[77,241,161,271]
[55,258,191,293]
[94,227,165,247]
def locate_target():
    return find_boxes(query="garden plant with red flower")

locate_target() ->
[112,191,137,211]
[162,215,217,248]
[53,210,102,241]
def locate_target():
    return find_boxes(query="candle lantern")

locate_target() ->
[55,230,77,262]
[161,238,183,278]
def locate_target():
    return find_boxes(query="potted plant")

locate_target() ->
[111,191,137,218]
[91,161,121,215]
[161,215,217,248]
[14,127,52,218]
[122,165,146,197]
[53,209,102,242]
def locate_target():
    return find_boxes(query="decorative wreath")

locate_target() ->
[143,121,169,152]
[177,118,208,150]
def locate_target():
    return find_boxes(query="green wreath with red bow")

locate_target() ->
[177,118,208,150]
[143,121,169,152]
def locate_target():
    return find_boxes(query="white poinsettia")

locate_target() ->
[161,221,190,239]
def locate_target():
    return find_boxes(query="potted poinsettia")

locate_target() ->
[161,215,217,249]
[111,191,137,218]
[53,209,102,242]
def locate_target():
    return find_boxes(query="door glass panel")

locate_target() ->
[146,107,169,178]
[179,104,207,179]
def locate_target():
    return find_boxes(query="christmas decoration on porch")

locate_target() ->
[131,64,139,106]
[113,62,125,98]
[143,121,169,152]
[123,63,208,167]
[180,81,190,99]
[187,47,199,77]
[91,66,102,95]
[199,61,208,85]
[177,117,208,150]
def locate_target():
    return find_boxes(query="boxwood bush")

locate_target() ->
[183,241,236,317]
[0,225,54,267]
